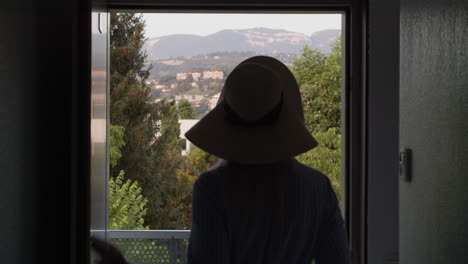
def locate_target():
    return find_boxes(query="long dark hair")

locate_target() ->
[219,158,297,244]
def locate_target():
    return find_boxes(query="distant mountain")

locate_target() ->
[144,28,340,61]
[309,29,342,52]
[146,51,297,81]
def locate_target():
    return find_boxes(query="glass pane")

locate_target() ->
[107,12,344,263]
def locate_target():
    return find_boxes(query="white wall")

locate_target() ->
[179,119,199,154]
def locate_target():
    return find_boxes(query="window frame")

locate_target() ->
[88,1,368,263]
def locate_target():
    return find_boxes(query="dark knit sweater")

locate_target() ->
[187,159,351,264]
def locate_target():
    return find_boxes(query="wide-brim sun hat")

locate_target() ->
[185,56,318,164]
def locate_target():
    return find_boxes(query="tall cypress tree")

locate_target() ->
[110,12,183,229]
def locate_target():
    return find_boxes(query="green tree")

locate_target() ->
[110,12,185,229]
[110,125,125,168]
[291,38,341,131]
[296,128,342,203]
[177,99,196,119]
[292,36,343,204]
[187,145,218,175]
[109,171,149,230]
[109,125,149,230]
[195,99,210,118]
[171,146,218,229]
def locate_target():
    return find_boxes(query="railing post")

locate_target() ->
[169,236,177,264]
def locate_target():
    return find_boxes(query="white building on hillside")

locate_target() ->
[179,119,199,155]
[176,72,188,80]
[209,92,221,110]
[191,72,201,81]
[203,71,224,80]
[176,72,202,81]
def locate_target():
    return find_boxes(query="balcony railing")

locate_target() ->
[108,230,191,264]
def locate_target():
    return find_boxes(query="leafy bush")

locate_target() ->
[109,170,149,230]
[292,36,343,205]
[296,128,342,203]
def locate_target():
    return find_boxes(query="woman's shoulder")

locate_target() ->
[193,162,224,189]
[194,159,332,188]
[191,164,227,210]
[293,159,332,187]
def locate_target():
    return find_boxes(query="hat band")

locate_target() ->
[223,93,284,128]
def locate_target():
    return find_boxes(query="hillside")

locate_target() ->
[146,51,295,80]
[144,28,341,118]
[144,28,340,61]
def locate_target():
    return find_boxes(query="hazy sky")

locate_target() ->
[142,13,342,39]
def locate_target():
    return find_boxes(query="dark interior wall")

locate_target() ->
[367,0,400,263]
[400,0,468,263]
[0,0,90,263]
[0,2,39,263]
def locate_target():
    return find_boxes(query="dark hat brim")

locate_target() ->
[185,56,318,164]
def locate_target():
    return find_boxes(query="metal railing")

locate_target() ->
[108,230,191,264]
